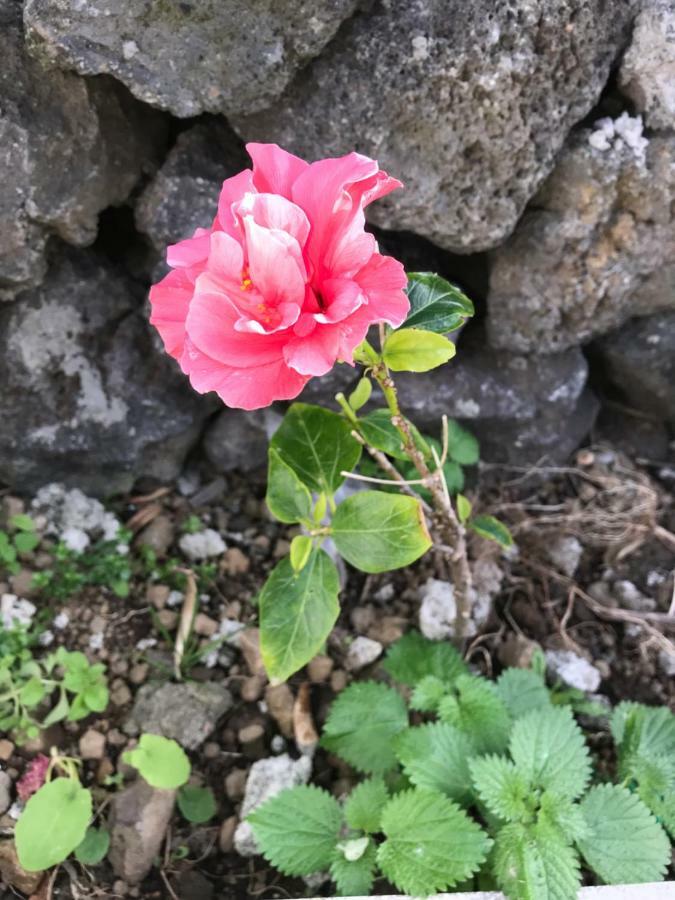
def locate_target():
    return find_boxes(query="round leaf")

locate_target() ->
[266,448,313,524]
[383,328,456,372]
[74,826,110,865]
[177,785,217,823]
[16,778,92,871]
[122,733,191,789]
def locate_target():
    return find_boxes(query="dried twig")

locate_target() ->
[174,569,197,680]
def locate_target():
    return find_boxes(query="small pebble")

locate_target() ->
[241,675,266,703]
[129,663,149,685]
[307,655,334,683]
[157,609,178,630]
[110,680,133,707]
[330,670,348,693]
[224,768,247,801]
[0,740,15,761]
[146,585,170,609]
[346,636,383,672]
[219,815,238,853]
[193,613,218,637]
[79,729,106,760]
[221,547,250,575]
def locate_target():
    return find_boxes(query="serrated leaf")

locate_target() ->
[289,534,312,573]
[122,734,190,789]
[410,674,448,712]
[382,631,467,686]
[383,328,455,372]
[332,490,431,574]
[16,778,92,871]
[259,549,339,683]
[266,448,312,524]
[248,786,342,876]
[270,402,361,494]
[470,515,513,548]
[469,755,530,822]
[577,784,670,884]
[403,272,474,334]
[74,826,110,865]
[177,785,216,823]
[496,668,551,719]
[493,821,581,900]
[348,377,372,412]
[395,722,473,803]
[509,707,590,800]
[344,778,389,833]
[330,840,376,895]
[439,675,512,755]
[358,409,429,461]
[377,789,491,895]
[538,792,590,843]
[626,753,675,838]
[321,681,408,774]
[446,420,479,465]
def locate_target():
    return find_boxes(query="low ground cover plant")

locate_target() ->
[249,632,674,898]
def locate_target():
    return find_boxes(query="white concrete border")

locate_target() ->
[300,885,675,900]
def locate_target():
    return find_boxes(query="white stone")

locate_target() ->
[346,636,383,672]
[178,528,226,560]
[61,526,90,552]
[32,483,121,545]
[545,649,602,693]
[419,578,458,640]
[545,535,583,577]
[53,611,69,630]
[234,754,312,857]
[1,594,36,629]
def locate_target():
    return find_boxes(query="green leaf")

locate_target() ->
[9,514,36,532]
[19,676,45,708]
[439,675,512,755]
[259,549,339,683]
[82,682,109,713]
[509,707,590,800]
[446,420,480,465]
[456,493,472,525]
[289,534,313,573]
[625,753,675,838]
[383,631,467,686]
[577,784,670,884]
[177,785,217,823]
[332,491,431,574]
[16,778,92,871]
[441,460,465,494]
[410,674,449,713]
[382,328,455,373]
[74,826,110,865]
[470,515,513,548]
[266,449,313,524]
[42,689,71,727]
[469,755,530,822]
[348,377,372,412]
[403,272,475,334]
[495,668,551,719]
[538,792,590,844]
[493,821,581,900]
[377,789,491,895]
[358,409,429,461]
[330,840,376,895]
[321,681,408,775]
[344,778,389,833]
[248,785,342,876]
[122,734,190,789]
[270,403,361,494]
[14,532,40,553]
[395,722,473,803]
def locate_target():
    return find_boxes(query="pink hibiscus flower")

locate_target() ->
[149,144,409,410]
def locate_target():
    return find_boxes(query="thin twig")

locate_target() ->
[340,470,428,487]
[174,569,197,680]
[350,429,431,511]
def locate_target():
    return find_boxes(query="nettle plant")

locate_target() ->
[15,733,216,872]
[249,632,673,898]
[148,143,512,683]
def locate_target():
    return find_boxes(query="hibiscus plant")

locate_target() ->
[149,143,511,681]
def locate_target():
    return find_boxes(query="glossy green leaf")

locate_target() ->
[177,785,217,823]
[122,734,191,789]
[74,826,110,865]
[332,491,431,574]
[403,273,475,334]
[470,515,513,549]
[446,420,480,465]
[266,448,313,524]
[16,778,92,871]
[383,328,455,372]
[259,549,340,683]
[270,403,361,494]
[358,409,430,461]
[348,377,372,412]
[289,534,313,573]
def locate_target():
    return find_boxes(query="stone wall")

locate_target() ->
[1,0,673,496]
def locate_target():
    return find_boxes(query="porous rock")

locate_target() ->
[236,0,636,252]
[619,0,675,130]
[594,311,675,424]
[23,0,359,118]
[203,408,279,475]
[396,331,597,463]
[0,0,165,298]
[123,680,233,751]
[234,753,312,857]
[108,779,176,884]
[545,649,602,693]
[488,128,675,353]
[0,247,212,496]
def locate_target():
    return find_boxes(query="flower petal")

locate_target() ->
[354,253,409,327]
[247,143,309,199]
[283,324,342,377]
[217,169,255,237]
[315,278,365,324]
[236,191,310,248]
[243,216,306,305]
[166,228,211,268]
[149,268,194,359]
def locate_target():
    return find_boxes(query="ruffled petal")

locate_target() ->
[149,267,194,359]
[315,278,365,324]
[247,143,309,199]
[283,324,341,377]
[354,253,409,327]
[235,191,310,249]
[217,169,255,237]
[166,228,211,268]
[242,216,306,306]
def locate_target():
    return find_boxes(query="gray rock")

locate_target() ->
[0,771,11,816]
[619,0,675,130]
[203,408,279,474]
[488,129,675,353]
[545,535,583,578]
[108,779,176,884]
[545,649,602,693]
[0,0,166,298]
[23,0,359,118]
[419,578,458,641]
[124,680,233,750]
[234,754,312,857]
[396,332,597,463]
[236,0,636,252]
[0,247,212,496]
[594,311,675,424]
[135,515,176,558]
[345,636,383,672]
